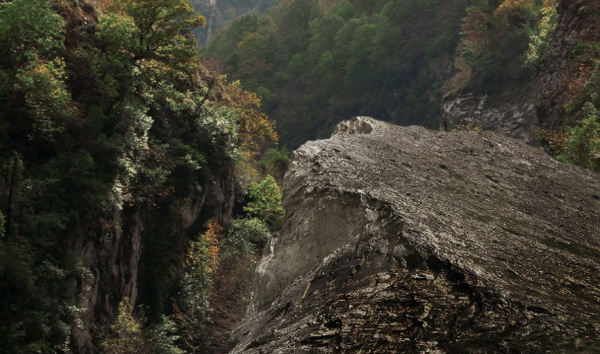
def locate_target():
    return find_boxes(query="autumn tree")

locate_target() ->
[224,80,278,160]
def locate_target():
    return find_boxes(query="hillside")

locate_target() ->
[203,0,555,147]
[192,0,277,46]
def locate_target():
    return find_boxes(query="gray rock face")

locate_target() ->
[442,93,538,144]
[230,118,600,353]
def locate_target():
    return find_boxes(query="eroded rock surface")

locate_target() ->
[442,94,538,144]
[230,118,600,353]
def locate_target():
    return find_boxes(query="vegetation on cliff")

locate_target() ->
[191,0,277,46]
[0,0,279,351]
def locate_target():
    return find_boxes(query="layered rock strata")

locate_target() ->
[231,117,600,353]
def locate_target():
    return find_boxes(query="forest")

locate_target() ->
[0,0,599,353]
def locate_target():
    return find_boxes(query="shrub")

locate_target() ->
[243,175,285,229]
[224,218,271,255]
[558,103,600,171]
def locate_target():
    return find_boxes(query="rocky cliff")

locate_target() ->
[230,117,600,353]
[537,0,600,128]
[71,164,235,353]
[442,93,538,144]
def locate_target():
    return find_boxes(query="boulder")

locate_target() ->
[231,118,600,353]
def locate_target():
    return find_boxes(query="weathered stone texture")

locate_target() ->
[231,118,600,353]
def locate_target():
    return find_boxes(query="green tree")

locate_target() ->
[243,175,285,229]
[224,218,271,254]
[0,0,65,67]
[102,298,182,354]
[110,0,205,63]
[558,103,600,171]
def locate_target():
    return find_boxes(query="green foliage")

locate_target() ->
[0,211,4,239]
[0,242,78,353]
[146,316,185,354]
[102,298,147,354]
[224,218,271,254]
[103,298,183,354]
[458,0,542,95]
[243,175,285,229]
[0,0,276,352]
[0,0,65,65]
[191,0,275,46]
[110,0,205,64]
[15,58,75,142]
[526,2,558,70]
[259,146,290,178]
[558,103,600,171]
[178,237,213,316]
[204,0,469,146]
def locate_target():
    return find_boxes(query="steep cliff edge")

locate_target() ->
[230,117,600,352]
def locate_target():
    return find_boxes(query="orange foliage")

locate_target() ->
[537,129,567,156]
[203,218,222,270]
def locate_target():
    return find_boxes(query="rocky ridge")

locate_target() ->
[230,117,600,353]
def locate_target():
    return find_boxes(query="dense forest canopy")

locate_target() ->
[202,0,557,147]
[191,0,277,46]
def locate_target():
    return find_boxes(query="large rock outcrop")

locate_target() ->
[442,93,538,144]
[230,117,600,353]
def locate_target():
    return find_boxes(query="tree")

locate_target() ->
[223,80,277,160]
[102,298,148,354]
[0,0,65,67]
[105,0,205,72]
[558,103,600,171]
[224,218,271,254]
[243,175,285,229]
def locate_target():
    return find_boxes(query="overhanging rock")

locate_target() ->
[231,118,600,353]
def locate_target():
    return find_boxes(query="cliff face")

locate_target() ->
[231,117,600,353]
[442,93,538,144]
[537,0,600,128]
[71,164,235,353]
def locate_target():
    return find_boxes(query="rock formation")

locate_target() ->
[230,117,600,353]
[537,0,600,128]
[442,94,538,144]
[71,165,235,353]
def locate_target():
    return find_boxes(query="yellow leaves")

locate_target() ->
[16,57,77,141]
[222,79,278,161]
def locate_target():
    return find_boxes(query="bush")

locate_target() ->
[243,175,285,229]
[224,218,271,255]
[102,298,183,354]
[259,147,290,181]
[558,102,600,172]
